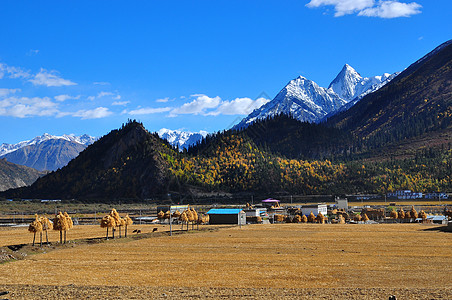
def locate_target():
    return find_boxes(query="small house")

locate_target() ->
[206,209,246,225]
[301,204,327,216]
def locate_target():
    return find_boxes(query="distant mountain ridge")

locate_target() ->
[158,128,208,150]
[235,64,397,128]
[0,134,97,171]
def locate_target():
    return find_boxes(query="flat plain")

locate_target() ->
[0,223,451,299]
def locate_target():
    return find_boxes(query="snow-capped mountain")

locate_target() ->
[235,64,398,128]
[158,128,208,150]
[0,134,97,171]
[0,133,96,157]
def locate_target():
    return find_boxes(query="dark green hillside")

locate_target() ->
[327,40,452,149]
[2,121,175,200]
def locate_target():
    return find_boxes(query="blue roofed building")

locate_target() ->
[206,208,246,225]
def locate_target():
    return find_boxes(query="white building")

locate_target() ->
[301,204,327,216]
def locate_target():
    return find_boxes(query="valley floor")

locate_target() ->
[0,224,451,299]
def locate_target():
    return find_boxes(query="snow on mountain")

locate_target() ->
[235,64,398,128]
[158,128,208,149]
[0,134,97,157]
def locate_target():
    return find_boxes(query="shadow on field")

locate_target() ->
[421,225,451,233]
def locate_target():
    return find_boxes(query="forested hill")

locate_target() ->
[2,121,175,200]
[326,39,452,149]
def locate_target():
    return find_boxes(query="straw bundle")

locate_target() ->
[293,215,301,223]
[418,210,427,220]
[398,208,405,219]
[362,213,369,222]
[307,212,316,223]
[338,214,345,224]
[172,210,181,218]
[64,212,73,229]
[53,212,69,244]
[100,215,116,239]
[301,215,308,223]
[410,206,418,219]
[191,208,198,223]
[390,210,398,219]
[39,216,53,245]
[28,215,43,246]
[164,210,171,219]
[123,214,133,237]
[353,214,362,222]
[316,212,325,224]
[157,210,165,219]
[274,214,284,223]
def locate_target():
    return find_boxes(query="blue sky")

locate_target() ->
[0,0,451,143]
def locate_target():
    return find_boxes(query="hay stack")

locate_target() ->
[362,213,369,222]
[274,214,284,223]
[285,216,292,223]
[100,215,116,239]
[307,212,316,223]
[410,206,418,219]
[353,214,362,222]
[191,208,198,229]
[398,208,405,219]
[390,210,398,219]
[172,210,181,219]
[418,210,427,220]
[39,216,53,245]
[316,212,325,224]
[179,211,189,230]
[53,212,70,244]
[109,209,122,238]
[338,214,345,224]
[28,214,43,246]
[123,214,133,237]
[164,210,171,219]
[293,215,301,223]
[157,210,165,219]
[301,215,308,223]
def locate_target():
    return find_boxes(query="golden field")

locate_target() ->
[0,223,451,299]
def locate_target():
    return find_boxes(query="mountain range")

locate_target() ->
[234,64,397,129]
[0,134,96,171]
[158,128,208,150]
[1,39,451,200]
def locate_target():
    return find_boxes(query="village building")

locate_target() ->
[206,208,246,225]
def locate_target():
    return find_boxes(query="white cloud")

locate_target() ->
[0,88,21,97]
[97,91,114,98]
[126,107,172,115]
[113,95,121,100]
[29,68,76,87]
[170,94,221,116]
[112,100,130,106]
[54,94,80,102]
[0,63,31,79]
[27,49,39,56]
[306,0,422,18]
[307,0,374,16]
[87,91,120,101]
[93,81,110,85]
[208,97,270,116]
[358,1,422,18]
[156,97,170,103]
[0,96,59,118]
[72,107,113,119]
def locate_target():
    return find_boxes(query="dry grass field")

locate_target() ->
[0,223,451,299]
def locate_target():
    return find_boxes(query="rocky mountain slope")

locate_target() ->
[0,158,45,192]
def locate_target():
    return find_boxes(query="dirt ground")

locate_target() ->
[0,223,450,299]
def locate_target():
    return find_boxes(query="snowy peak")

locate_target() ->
[158,128,208,150]
[0,134,97,157]
[328,64,362,101]
[234,64,398,128]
